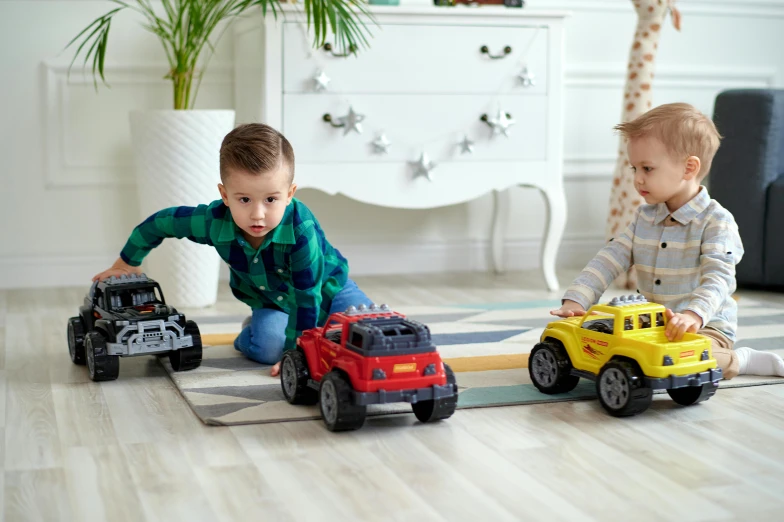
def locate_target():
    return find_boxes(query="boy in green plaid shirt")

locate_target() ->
[93,124,373,376]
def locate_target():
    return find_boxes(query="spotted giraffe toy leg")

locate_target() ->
[605,0,680,289]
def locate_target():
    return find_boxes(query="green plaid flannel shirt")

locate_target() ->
[119,198,349,351]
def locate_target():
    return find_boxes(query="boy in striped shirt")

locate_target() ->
[550,103,784,378]
[93,124,374,376]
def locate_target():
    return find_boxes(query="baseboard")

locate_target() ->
[1,237,602,289]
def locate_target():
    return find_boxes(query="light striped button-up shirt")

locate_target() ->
[563,187,744,341]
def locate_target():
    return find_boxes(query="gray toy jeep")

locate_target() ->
[67,274,202,381]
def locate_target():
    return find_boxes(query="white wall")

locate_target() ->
[1,0,783,288]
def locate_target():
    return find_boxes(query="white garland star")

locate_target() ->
[313,70,331,91]
[487,109,516,138]
[516,66,535,88]
[336,106,365,135]
[409,152,436,181]
[370,134,392,155]
[458,135,475,154]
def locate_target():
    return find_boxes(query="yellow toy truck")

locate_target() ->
[529,294,723,417]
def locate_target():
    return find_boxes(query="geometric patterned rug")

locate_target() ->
[162,296,784,426]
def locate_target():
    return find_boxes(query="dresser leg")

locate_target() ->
[490,189,507,274]
[539,184,567,291]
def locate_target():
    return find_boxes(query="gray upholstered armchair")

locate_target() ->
[710,89,784,289]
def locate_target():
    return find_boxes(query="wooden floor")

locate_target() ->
[3,270,784,521]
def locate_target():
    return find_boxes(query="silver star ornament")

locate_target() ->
[409,152,436,181]
[370,134,392,155]
[313,70,331,91]
[516,66,535,88]
[336,106,365,135]
[458,135,475,155]
[488,109,515,138]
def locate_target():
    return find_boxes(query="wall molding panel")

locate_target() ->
[42,62,234,190]
[565,64,778,90]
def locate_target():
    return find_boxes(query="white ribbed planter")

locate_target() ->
[129,110,235,308]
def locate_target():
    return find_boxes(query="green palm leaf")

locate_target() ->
[66,0,375,109]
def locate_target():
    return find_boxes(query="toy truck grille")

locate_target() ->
[346,317,436,356]
[107,318,193,356]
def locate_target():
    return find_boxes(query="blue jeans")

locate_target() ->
[233,279,374,365]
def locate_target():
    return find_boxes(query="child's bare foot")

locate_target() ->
[270,361,281,377]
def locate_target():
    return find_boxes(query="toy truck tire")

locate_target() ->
[168,320,203,372]
[667,382,718,406]
[596,360,652,417]
[529,341,580,394]
[280,350,319,405]
[85,331,120,382]
[319,371,367,432]
[412,364,458,423]
[67,317,87,366]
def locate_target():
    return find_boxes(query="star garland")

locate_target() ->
[298,23,541,181]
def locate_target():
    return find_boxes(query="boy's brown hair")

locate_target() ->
[614,102,722,179]
[219,123,295,183]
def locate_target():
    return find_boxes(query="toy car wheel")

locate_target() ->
[667,382,718,406]
[169,320,203,372]
[529,342,580,394]
[596,360,652,417]
[280,350,318,405]
[319,371,366,432]
[67,317,87,366]
[412,363,458,423]
[85,331,120,382]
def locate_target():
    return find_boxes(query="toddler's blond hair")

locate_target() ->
[614,103,722,179]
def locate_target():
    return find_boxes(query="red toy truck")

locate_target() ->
[280,303,458,431]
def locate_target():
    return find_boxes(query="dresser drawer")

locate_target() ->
[282,93,548,163]
[282,23,548,95]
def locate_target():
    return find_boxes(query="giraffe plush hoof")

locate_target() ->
[613,266,638,291]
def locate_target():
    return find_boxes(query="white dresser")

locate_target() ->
[234,6,568,290]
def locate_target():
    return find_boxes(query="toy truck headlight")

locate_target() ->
[372,369,386,380]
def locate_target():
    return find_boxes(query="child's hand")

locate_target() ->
[270,361,281,377]
[664,309,702,341]
[550,300,587,318]
[92,257,143,282]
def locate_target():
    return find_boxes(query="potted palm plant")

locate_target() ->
[66,0,371,307]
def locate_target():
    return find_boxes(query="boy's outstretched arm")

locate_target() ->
[561,212,639,311]
[683,217,744,331]
[92,204,215,282]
